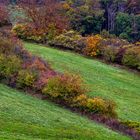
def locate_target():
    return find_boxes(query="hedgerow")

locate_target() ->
[121,121,140,135]
[12,23,140,71]
[48,30,86,52]
[42,73,117,117]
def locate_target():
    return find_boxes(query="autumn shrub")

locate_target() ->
[12,23,48,43]
[72,94,88,109]
[122,46,140,70]
[34,71,57,91]
[121,121,140,134]
[17,69,38,88]
[42,72,117,117]
[0,34,57,89]
[22,56,51,72]
[84,35,102,57]
[97,37,129,62]
[98,38,129,53]
[42,73,87,104]
[86,98,116,117]
[12,23,64,43]
[103,46,119,62]
[12,24,27,39]
[72,94,117,117]
[86,98,106,113]
[115,47,128,63]
[0,54,22,78]
[49,30,86,52]
[104,100,117,117]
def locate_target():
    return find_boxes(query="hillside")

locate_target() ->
[0,84,132,140]
[0,1,140,139]
[24,42,140,122]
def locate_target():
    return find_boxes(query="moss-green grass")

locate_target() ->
[0,84,131,140]
[24,42,140,122]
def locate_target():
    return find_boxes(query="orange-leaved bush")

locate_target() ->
[12,23,48,43]
[84,35,102,57]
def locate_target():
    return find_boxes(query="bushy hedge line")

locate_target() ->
[48,30,86,52]
[42,73,117,117]
[12,23,140,71]
[0,34,117,118]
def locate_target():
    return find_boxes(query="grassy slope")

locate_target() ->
[0,84,131,140]
[24,43,140,122]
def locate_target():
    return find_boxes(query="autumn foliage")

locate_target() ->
[18,0,69,39]
[0,34,117,117]
[84,35,102,56]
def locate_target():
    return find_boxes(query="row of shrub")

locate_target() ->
[49,30,140,71]
[42,73,117,117]
[12,24,48,43]
[49,30,140,70]
[0,34,117,118]
[12,24,140,71]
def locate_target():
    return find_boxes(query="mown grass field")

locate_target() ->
[0,84,131,140]
[24,42,140,122]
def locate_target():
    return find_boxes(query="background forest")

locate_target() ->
[2,0,140,42]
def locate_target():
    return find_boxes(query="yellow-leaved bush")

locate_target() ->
[0,54,22,77]
[42,73,87,103]
[17,70,37,88]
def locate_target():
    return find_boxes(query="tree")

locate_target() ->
[65,0,104,35]
[18,0,69,34]
[115,12,133,40]
[101,0,126,32]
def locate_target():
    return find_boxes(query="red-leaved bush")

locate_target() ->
[12,0,69,42]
